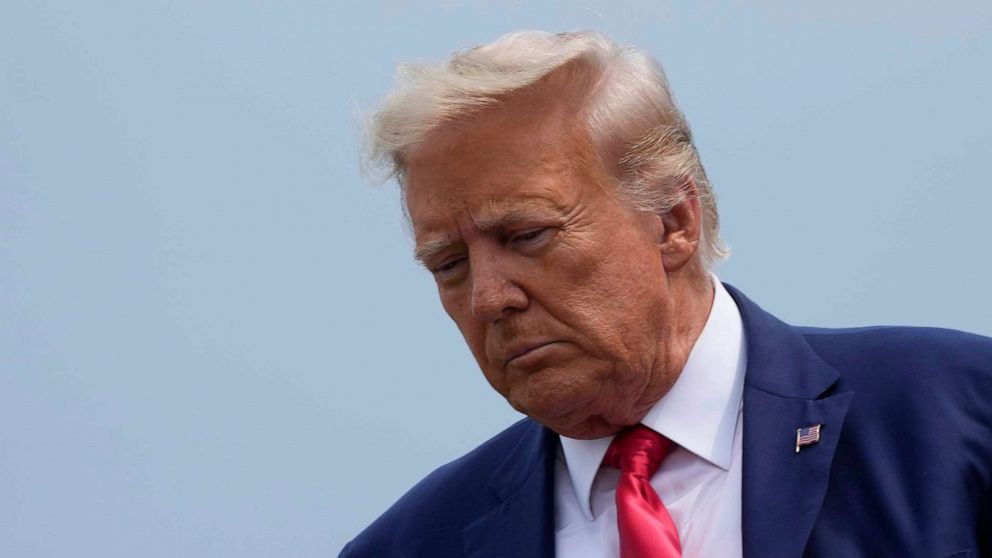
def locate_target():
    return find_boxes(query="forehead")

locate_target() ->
[403,93,598,235]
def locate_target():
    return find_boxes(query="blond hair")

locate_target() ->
[365,30,729,265]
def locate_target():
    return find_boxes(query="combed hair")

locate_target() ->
[365,30,729,265]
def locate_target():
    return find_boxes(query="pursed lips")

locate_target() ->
[503,340,558,367]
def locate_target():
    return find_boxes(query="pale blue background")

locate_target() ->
[2,1,990,556]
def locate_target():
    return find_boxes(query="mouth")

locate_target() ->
[504,340,559,367]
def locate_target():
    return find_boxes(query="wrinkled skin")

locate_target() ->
[404,84,713,439]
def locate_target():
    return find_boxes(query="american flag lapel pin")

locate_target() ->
[795,424,822,453]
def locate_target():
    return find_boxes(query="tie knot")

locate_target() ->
[603,425,673,479]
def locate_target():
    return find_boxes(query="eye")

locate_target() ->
[432,256,466,276]
[509,228,551,246]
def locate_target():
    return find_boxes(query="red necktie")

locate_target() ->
[603,424,682,558]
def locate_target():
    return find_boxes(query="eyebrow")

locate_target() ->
[472,204,557,230]
[414,235,458,265]
[412,201,562,265]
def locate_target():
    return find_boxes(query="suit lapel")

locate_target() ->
[726,285,854,558]
[742,387,852,558]
[462,420,557,558]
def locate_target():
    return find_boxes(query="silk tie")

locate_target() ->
[603,424,682,558]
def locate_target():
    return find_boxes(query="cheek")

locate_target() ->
[440,288,496,371]
[441,290,475,341]
[547,233,666,345]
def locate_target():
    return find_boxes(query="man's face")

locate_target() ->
[404,89,685,439]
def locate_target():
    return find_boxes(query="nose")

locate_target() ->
[469,252,528,322]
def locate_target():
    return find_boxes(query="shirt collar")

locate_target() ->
[558,276,747,520]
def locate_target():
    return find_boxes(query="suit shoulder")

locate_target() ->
[340,418,544,557]
[798,325,992,432]
[799,325,992,374]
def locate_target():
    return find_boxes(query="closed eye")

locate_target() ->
[433,257,465,275]
[509,228,552,246]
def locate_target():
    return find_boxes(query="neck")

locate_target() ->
[633,269,715,424]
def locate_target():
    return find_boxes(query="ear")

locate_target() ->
[658,177,702,272]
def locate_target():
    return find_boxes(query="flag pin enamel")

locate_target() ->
[795,424,822,453]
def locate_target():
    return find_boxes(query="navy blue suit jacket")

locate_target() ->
[341,285,992,557]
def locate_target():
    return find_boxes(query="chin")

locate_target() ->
[520,395,628,439]
[544,414,625,439]
[508,382,594,428]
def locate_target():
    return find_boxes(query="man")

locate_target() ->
[342,30,992,557]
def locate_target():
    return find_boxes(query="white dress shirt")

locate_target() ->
[554,278,747,558]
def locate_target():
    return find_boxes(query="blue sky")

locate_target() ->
[2,1,990,555]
